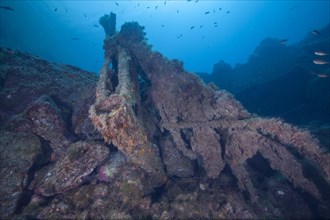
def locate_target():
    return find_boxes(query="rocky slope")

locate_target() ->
[0,19,329,219]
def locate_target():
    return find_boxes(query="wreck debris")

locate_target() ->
[0,12,329,219]
[89,14,166,189]
[90,13,330,203]
[99,12,116,37]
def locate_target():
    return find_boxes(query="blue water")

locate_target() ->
[0,0,329,73]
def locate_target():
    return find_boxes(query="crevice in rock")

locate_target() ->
[301,162,330,200]
[214,128,227,160]
[180,128,193,150]
[110,57,118,89]
[247,152,276,179]
[50,95,78,141]
[150,184,166,204]
[14,135,53,214]
[138,68,151,104]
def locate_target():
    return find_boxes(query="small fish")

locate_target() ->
[202,36,205,39]
[214,22,218,24]
[280,39,288,45]
[226,10,230,14]
[219,7,222,11]
[161,24,165,27]
[313,59,329,65]
[176,34,183,39]
[147,6,150,9]
[0,6,14,11]
[65,8,68,13]
[190,26,195,29]
[317,74,328,78]
[199,25,203,28]
[84,13,87,18]
[177,10,179,13]
[314,51,328,56]
[71,37,79,40]
[164,1,166,5]
[204,11,210,14]
[288,5,299,11]
[155,5,158,9]
[115,2,119,6]
[54,8,58,12]
[312,30,320,35]
[93,24,99,28]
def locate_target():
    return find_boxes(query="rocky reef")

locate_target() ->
[199,24,330,125]
[0,15,329,219]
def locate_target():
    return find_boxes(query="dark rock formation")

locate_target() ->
[33,141,109,196]
[0,131,47,218]
[0,16,329,219]
[200,24,330,125]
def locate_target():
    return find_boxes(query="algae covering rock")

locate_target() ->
[34,141,109,196]
[91,15,330,204]
[0,131,47,218]
[0,13,329,220]
[0,47,99,140]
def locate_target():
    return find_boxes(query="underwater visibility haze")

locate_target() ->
[0,0,330,219]
[0,0,329,73]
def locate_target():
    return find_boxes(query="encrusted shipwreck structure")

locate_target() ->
[90,13,330,203]
[1,12,330,219]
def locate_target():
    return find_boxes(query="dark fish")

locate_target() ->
[190,26,195,29]
[65,8,68,13]
[226,10,230,14]
[288,5,299,11]
[176,34,183,39]
[195,0,199,2]
[0,6,14,11]
[71,37,79,40]
[155,5,158,9]
[199,25,203,28]
[164,1,166,5]
[214,22,217,24]
[213,9,215,13]
[177,10,179,13]
[115,2,119,6]
[147,6,150,9]
[280,39,288,45]
[161,24,165,27]
[204,11,210,14]
[312,30,320,35]
[93,24,99,28]
[54,8,58,12]
[202,36,205,39]
[84,13,87,18]
[219,7,222,10]
[138,3,139,7]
